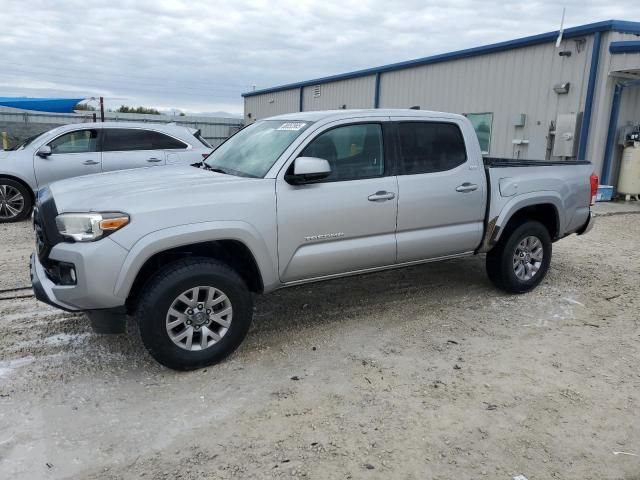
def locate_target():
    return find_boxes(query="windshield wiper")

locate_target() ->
[193,162,234,175]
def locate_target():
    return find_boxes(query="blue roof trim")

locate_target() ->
[610,41,640,54]
[243,19,640,98]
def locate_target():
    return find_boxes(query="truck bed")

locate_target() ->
[484,157,591,168]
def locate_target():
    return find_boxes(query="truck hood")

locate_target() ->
[49,165,268,213]
[0,150,14,160]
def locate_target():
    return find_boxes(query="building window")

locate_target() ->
[313,85,321,98]
[464,113,493,155]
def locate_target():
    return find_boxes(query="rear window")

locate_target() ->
[397,122,467,175]
[102,129,187,152]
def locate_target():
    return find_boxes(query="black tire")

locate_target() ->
[0,178,33,223]
[135,257,253,370]
[486,220,552,293]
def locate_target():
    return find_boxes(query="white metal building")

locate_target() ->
[243,20,640,185]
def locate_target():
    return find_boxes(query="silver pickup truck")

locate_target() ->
[30,109,596,370]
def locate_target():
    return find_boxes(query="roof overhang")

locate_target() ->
[243,19,640,98]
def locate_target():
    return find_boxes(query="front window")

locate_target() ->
[49,129,98,154]
[300,123,384,181]
[204,120,312,178]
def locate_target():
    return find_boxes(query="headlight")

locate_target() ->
[55,212,129,242]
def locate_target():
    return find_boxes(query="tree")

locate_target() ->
[74,103,96,111]
[116,105,161,115]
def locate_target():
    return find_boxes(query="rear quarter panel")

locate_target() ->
[487,163,593,242]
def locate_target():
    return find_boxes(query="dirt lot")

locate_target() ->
[0,215,639,480]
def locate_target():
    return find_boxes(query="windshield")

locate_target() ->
[8,132,47,151]
[204,120,312,177]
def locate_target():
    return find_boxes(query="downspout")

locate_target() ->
[299,87,304,112]
[601,79,640,184]
[374,72,381,108]
[577,32,602,161]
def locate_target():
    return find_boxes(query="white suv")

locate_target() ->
[0,122,214,222]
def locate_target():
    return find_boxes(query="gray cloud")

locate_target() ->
[0,0,636,115]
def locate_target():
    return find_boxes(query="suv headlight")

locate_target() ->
[55,212,129,242]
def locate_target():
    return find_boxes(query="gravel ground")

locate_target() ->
[0,215,639,480]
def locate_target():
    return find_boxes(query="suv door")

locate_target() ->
[34,128,101,186]
[394,120,485,262]
[101,128,186,171]
[276,120,398,283]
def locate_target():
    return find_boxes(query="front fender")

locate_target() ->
[113,220,279,299]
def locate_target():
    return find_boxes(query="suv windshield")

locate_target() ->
[204,120,312,177]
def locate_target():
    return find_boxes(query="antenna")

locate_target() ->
[555,7,566,48]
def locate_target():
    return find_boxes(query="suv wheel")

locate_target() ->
[486,220,552,293]
[136,257,253,370]
[0,179,32,223]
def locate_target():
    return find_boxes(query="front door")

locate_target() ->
[276,121,398,283]
[394,120,485,262]
[101,128,168,172]
[34,128,102,187]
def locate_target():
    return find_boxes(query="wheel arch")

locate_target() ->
[113,221,279,311]
[492,195,562,244]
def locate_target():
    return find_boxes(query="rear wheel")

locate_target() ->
[136,257,253,370]
[0,178,32,223]
[486,220,552,293]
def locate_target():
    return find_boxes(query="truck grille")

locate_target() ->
[32,188,62,266]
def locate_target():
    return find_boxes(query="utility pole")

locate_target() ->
[100,96,105,122]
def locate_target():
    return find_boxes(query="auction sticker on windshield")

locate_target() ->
[277,122,307,131]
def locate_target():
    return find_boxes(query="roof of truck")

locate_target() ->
[267,108,465,122]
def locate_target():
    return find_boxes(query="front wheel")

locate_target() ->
[486,220,552,293]
[0,178,32,223]
[136,258,253,370]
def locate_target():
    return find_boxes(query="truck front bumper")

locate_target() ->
[577,211,595,236]
[30,238,129,312]
[31,253,79,312]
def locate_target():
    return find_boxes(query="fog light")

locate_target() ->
[69,268,77,283]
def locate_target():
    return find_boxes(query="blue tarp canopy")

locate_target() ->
[0,97,85,113]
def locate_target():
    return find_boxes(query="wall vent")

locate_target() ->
[313,85,321,98]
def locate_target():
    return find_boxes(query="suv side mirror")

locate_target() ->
[36,145,52,158]
[285,157,331,185]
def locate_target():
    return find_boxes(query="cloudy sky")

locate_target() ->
[1,0,637,116]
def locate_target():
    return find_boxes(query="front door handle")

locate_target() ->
[455,183,478,193]
[83,160,99,166]
[368,191,396,202]
[147,157,162,163]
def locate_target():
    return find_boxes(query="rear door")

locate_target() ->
[394,120,485,262]
[276,120,398,283]
[34,128,101,186]
[101,128,182,171]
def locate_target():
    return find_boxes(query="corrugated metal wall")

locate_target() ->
[243,89,300,123]
[243,29,640,175]
[587,31,640,176]
[302,76,376,111]
[378,36,594,160]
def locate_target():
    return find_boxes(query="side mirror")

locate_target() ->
[285,157,331,185]
[36,145,52,158]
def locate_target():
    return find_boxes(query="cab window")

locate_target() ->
[300,124,384,181]
[49,130,98,154]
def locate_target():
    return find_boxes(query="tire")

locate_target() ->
[0,178,33,223]
[135,257,253,370]
[486,220,552,293]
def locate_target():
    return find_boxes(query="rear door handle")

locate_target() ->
[82,160,99,165]
[147,157,162,163]
[456,183,478,193]
[368,191,396,202]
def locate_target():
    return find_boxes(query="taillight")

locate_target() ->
[590,173,598,206]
